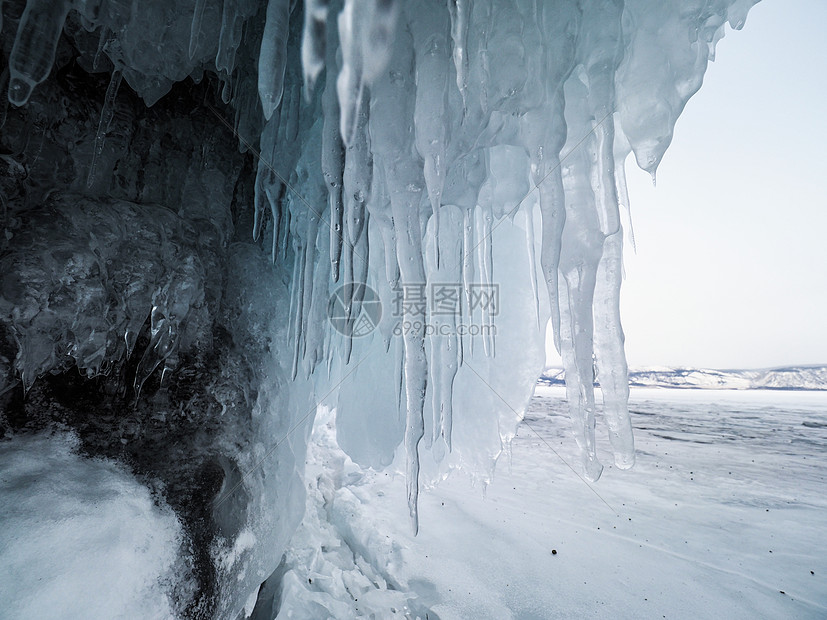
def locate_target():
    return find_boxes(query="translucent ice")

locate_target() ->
[0,0,761,615]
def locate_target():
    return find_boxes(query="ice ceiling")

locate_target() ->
[0,0,758,617]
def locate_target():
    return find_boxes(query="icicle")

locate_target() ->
[217,0,247,76]
[301,0,329,100]
[298,214,319,375]
[524,203,541,330]
[265,185,282,263]
[581,0,623,237]
[580,0,630,467]
[460,206,474,362]
[254,114,282,242]
[411,0,450,269]
[475,203,495,357]
[346,217,370,363]
[370,19,427,534]
[7,0,71,106]
[447,0,470,109]
[557,277,602,482]
[326,330,335,377]
[535,159,566,356]
[556,69,606,482]
[253,163,266,242]
[614,129,636,253]
[339,238,354,364]
[322,37,345,281]
[425,205,462,451]
[342,90,372,249]
[134,312,177,400]
[280,199,291,261]
[367,164,399,290]
[305,218,331,377]
[188,0,208,59]
[593,231,635,469]
[727,0,759,30]
[337,0,399,144]
[592,111,621,236]
[353,213,370,289]
[87,69,122,189]
[395,337,405,415]
[93,27,110,71]
[339,133,370,362]
[286,243,302,349]
[520,0,578,353]
[382,223,400,289]
[471,0,492,118]
[291,242,306,381]
[336,0,362,144]
[258,0,292,120]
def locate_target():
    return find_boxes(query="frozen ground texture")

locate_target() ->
[277,388,827,619]
[0,0,762,617]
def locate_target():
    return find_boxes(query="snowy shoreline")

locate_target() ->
[541,366,827,392]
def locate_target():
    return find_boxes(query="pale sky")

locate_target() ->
[548,0,827,370]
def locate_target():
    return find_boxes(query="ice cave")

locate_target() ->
[7,0,824,619]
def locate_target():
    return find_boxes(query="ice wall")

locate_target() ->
[0,0,759,617]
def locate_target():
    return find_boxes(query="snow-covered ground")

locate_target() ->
[0,433,188,619]
[276,387,827,619]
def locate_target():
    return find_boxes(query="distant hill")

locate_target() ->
[540,365,827,391]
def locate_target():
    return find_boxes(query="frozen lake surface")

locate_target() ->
[276,387,827,619]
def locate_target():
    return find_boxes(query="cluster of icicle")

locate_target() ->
[3,0,757,531]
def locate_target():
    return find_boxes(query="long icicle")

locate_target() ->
[258,0,292,120]
[87,69,123,188]
[412,0,450,269]
[525,202,541,330]
[370,17,428,534]
[322,16,345,281]
[593,231,635,469]
[188,0,208,59]
[461,205,475,362]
